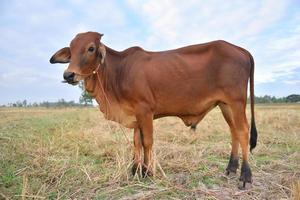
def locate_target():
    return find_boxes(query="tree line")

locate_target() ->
[2,82,93,108]
[249,94,300,103]
[3,94,299,108]
[4,99,91,108]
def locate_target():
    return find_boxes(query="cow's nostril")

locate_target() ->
[63,72,75,81]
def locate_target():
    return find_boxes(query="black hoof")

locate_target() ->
[225,170,237,178]
[239,172,252,183]
[238,181,252,190]
[238,161,252,190]
[132,164,139,176]
[142,167,153,177]
[132,164,153,177]
[226,154,239,175]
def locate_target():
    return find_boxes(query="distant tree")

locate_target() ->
[44,101,50,108]
[286,94,300,103]
[22,100,27,107]
[16,100,23,107]
[69,100,75,106]
[57,99,67,107]
[79,82,93,106]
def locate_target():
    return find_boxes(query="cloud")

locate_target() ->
[126,0,299,86]
[0,0,132,104]
[284,80,300,85]
[126,0,289,45]
[254,14,300,84]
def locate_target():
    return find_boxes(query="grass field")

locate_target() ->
[0,104,299,199]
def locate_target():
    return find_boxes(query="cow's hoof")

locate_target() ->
[226,155,239,177]
[225,170,237,178]
[238,169,252,189]
[238,181,252,190]
[238,161,252,189]
[239,173,252,184]
[141,166,153,177]
[132,164,140,176]
[132,164,153,177]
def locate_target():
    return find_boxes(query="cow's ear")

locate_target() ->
[49,47,71,64]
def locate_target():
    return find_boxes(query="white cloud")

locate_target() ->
[241,0,288,37]
[254,14,300,84]
[126,0,289,46]
[126,0,299,85]
[284,80,300,85]
[0,0,146,104]
[0,0,129,97]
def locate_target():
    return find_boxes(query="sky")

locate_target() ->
[0,0,299,105]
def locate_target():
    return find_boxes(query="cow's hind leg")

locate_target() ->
[219,103,239,176]
[230,102,252,189]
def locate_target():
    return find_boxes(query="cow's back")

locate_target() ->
[121,41,251,116]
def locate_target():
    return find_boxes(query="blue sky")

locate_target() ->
[0,0,299,105]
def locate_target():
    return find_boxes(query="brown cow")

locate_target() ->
[50,31,257,189]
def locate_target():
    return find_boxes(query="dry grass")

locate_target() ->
[0,104,299,199]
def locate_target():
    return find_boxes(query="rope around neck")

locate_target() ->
[76,63,101,78]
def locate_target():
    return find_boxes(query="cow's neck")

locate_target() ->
[84,46,123,115]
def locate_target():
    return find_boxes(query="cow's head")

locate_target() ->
[50,31,106,85]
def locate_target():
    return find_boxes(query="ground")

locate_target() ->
[0,104,299,200]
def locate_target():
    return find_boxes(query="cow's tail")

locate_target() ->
[249,53,257,152]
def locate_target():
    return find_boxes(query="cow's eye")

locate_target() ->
[88,47,94,52]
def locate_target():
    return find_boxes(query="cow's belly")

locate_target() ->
[154,99,218,126]
[154,93,219,116]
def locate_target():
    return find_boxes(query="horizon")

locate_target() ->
[1,0,300,105]
[2,93,299,107]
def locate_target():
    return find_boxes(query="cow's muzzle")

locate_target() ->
[63,71,79,85]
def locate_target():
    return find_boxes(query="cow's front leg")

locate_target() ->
[136,109,154,177]
[132,127,143,176]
